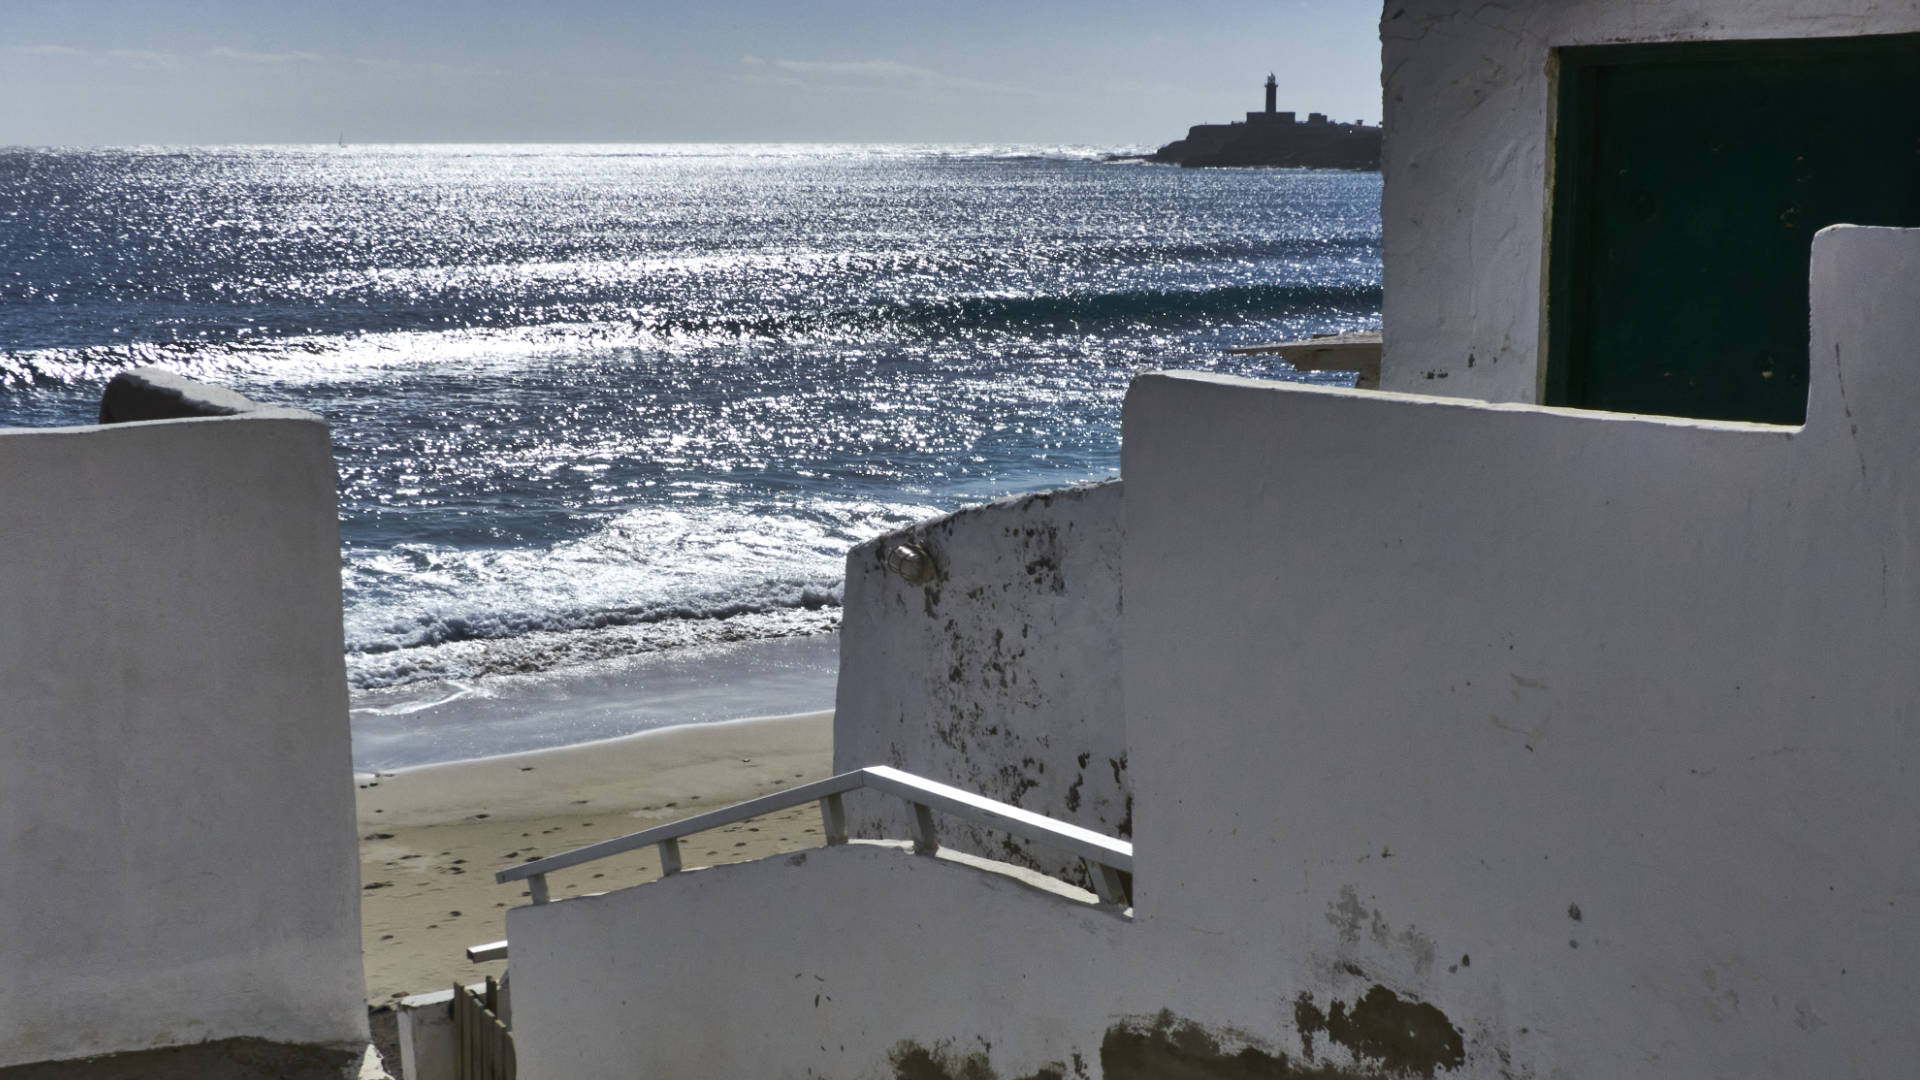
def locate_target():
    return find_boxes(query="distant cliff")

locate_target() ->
[1147,110,1382,170]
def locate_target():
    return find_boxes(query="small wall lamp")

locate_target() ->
[885,541,938,586]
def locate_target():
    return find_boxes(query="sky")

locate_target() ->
[0,1,1382,146]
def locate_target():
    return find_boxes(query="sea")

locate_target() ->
[0,143,1382,770]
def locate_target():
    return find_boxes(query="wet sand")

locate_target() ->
[355,711,833,1003]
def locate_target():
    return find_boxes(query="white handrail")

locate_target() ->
[496,764,1133,905]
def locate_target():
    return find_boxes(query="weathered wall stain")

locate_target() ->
[1396,927,1437,977]
[892,1041,996,1080]
[837,480,1127,886]
[1065,752,1090,812]
[1292,987,1465,1078]
[0,1037,364,1080]
[1325,885,1437,978]
[1327,885,1370,945]
[1100,1011,1292,1079]
[889,1039,1085,1080]
[1101,1011,1391,1079]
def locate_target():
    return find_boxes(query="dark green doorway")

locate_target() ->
[1545,35,1920,424]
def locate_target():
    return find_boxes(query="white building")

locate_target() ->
[501,4,1920,1077]
[0,370,371,1078]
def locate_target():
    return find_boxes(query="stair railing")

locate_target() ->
[495,764,1132,907]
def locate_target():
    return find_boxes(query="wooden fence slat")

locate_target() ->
[452,978,517,1080]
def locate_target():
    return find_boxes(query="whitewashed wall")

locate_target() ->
[1122,227,1920,1077]
[0,398,367,1067]
[1378,0,1920,400]
[835,482,1127,884]
[507,842,1134,1080]
[504,229,1920,1079]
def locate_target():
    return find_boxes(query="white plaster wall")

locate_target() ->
[0,408,367,1065]
[397,982,504,1080]
[506,842,1133,1080]
[502,230,1920,1077]
[1122,227,1920,1077]
[1379,0,1920,400]
[396,990,456,1080]
[835,481,1128,884]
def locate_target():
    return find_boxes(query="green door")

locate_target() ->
[1545,35,1920,424]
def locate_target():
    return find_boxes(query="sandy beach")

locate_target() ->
[355,711,834,1003]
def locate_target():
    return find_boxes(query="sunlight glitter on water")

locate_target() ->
[1,145,1380,738]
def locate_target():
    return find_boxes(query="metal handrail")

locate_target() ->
[496,764,1133,906]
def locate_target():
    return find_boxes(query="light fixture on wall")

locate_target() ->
[885,541,938,585]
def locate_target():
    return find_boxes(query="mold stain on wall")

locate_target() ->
[889,1038,1087,1080]
[1101,1008,1467,1079]
[1325,885,1437,977]
[1292,987,1466,1077]
[841,481,1128,885]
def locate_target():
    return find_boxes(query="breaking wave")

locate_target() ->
[2,144,1381,720]
[340,499,935,690]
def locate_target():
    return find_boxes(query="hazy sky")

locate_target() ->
[0,1,1383,146]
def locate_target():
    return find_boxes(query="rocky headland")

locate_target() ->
[1129,75,1382,170]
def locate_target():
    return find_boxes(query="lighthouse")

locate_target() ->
[1249,72,1292,125]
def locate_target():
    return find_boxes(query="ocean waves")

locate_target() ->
[341,498,936,689]
[351,573,842,656]
[1,144,1382,712]
[346,600,846,690]
[0,276,1381,393]
[868,279,1381,336]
